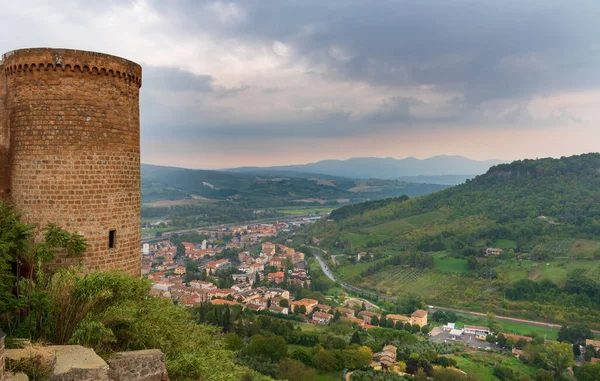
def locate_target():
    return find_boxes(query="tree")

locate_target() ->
[295,305,306,315]
[543,342,574,375]
[291,347,313,365]
[246,334,288,361]
[573,343,581,357]
[506,338,515,349]
[312,349,339,371]
[497,333,507,347]
[493,364,517,381]
[224,332,243,351]
[573,362,600,381]
[277,358,316,381]
[421,325,430,335]
[557,325,570,343]
[279,299,289,308]
[350,331,362,345]
[414,369,428,381]
[176,243,186,260]
[371,316,379,326]
[534,369,554,381]
[0,202,87,337]
[584,344,597,361]
[487,312,501,333]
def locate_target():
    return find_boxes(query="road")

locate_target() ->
[309,247,600,335]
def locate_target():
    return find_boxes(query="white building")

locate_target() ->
[201,240,207,250]
[142,243,150,255]
[463,325,491,336]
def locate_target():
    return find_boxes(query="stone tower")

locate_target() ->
[0,48,142,276]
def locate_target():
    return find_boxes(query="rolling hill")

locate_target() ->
[141,163,449,206]
[308,153,600,328]
[226,155,504,184]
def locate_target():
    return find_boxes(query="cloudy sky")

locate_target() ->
[2,0,599,169]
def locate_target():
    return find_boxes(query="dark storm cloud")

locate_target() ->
[152,0,600,103]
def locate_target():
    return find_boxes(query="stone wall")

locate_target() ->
[107,350,169,381]
[1,48,142,276]
[0,330,5,381]
[4,345,168,381]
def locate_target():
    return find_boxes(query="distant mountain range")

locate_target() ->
[225,156,504,185]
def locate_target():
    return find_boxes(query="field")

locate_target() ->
[433,252,468,273]
[336,259,386,279]
[494,239,517,249]
[568,239,600,258]
[366,210,446,234]
[587,261,600,282]
[276,206,335,215]
[453,314,558,340]
[450,351,537,381]
[359,266,470,302]
[498,258,596,285]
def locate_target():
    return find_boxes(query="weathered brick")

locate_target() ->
[0,48,142,276]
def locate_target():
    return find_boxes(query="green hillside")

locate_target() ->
[309,153,600,328]
[141,164,448,205]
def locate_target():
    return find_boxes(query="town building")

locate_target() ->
[312,311,333,324]
[463,325,491,336]
[290,298,319,314]
[411,309,428,327]
[189,280,217,290]
[486,248,503,256]
[267,271,285,284]
[358,311,381,324]
[335,307,356,319]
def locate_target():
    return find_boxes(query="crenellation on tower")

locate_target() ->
[1,48,142,276]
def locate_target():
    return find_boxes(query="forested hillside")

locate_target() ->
[309,153,600,327]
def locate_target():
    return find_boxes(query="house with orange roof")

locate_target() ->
[267,271,285,284]
[262,242,276,255]
[503,333,532,343]
[246,263,264,274]
[335,307,356,319]
[386,314,411,325]
[208,288,234,298]
[269,305,289,315]
[290,298,319,314]
[411,309,428,326]
[210,299,242,307]
[315,304,331,313]
[205,259,229,275]
[586,339,600,350]
[148,272,165,282]
[189,280,217,290]
[180,294,203,307]
[313,311,333,324]
[358,311,381,324]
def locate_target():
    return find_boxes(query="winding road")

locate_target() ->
[310,247,600,335]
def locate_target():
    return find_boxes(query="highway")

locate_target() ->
[309,247,600,335]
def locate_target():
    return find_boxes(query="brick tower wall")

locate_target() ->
[2,48,142,276]
[0,59,9,200]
